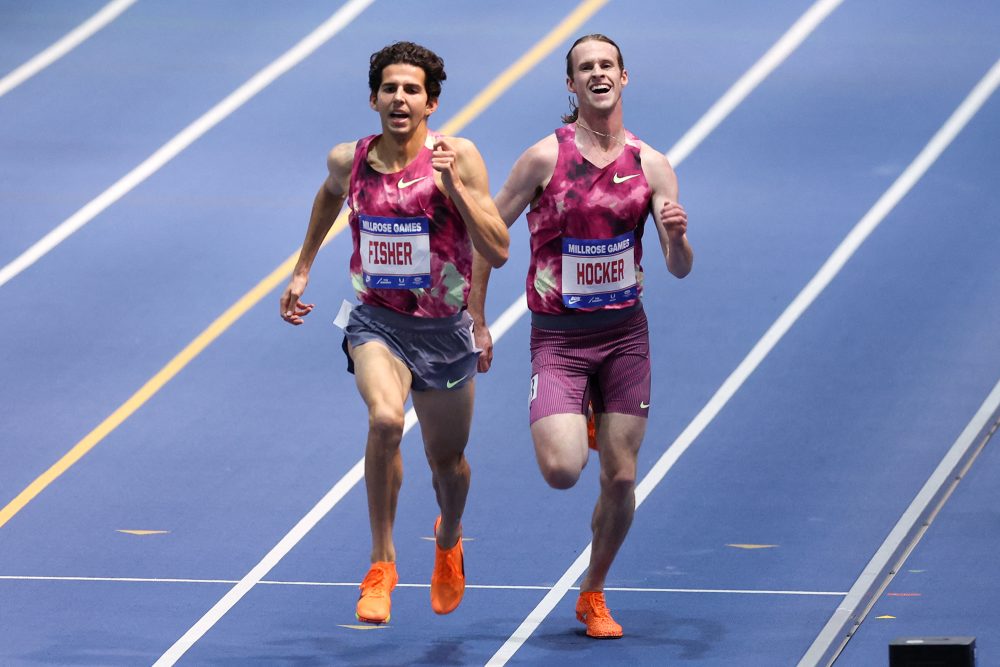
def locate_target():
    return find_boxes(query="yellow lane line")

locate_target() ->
[0,0,610,530]
[439,0,610,135]
[0,248,307,528]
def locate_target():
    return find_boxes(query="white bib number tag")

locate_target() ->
[359,214,431,289]
[561,231,637,308]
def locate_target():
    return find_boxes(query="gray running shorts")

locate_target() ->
[342,304,479,392]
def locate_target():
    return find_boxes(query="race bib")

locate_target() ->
[561,231,637,308]
[359,214,431,289]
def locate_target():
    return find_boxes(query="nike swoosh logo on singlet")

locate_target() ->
[398,176,428,189]
[613,173,640,184]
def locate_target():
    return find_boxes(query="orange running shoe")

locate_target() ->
[576,591,623,638]
[355,561,398,624]
[586,403,598,450]
[430,516,465,614]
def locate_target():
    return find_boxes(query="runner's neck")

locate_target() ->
[369,126,430,174]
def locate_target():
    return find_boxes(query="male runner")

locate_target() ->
[474,34,693,638]
[280,41,509,624]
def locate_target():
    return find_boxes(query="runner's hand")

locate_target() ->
[280,275,314,325]
[432,138,462,193]
[474,320,494,372]
[659,200,688,242]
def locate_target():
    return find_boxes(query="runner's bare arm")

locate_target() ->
[280,141,354,325]
[432,137,509,268]
[468,137,558,372]
[641,143,693,278]
[467,250,495,373]
[493,136,557,226]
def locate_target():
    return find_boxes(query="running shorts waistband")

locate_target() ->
[530,301,642,331]
[354,304,468,332]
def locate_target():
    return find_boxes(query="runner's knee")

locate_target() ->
[600,469,636,499]
[368,406,404,445]
[426,449,467,477]
[538,456,583,489]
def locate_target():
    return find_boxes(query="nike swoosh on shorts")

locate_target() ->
[446,375,468,389]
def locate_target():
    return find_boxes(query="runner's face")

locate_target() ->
[370,63,438,135]
[566,41,627,115]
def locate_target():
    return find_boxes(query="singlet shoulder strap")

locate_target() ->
[623,128,643,151]
[554,124,575,143]
[348,134,378,206]
[354,134,377,160]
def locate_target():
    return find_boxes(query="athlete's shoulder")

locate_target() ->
[324,141,359,195]
[433,134,482,159]
[638,142,675,177]
[327,140,359,175]
[637,141,678,199]
[517,133,559,171]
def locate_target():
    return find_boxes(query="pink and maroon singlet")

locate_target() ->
[525,124,653,316]
[347,133,472,318]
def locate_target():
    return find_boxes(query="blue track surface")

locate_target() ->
[2,2,999,665]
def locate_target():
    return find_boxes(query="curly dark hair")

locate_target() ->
[561,34,624,124]
[368,41,447,101]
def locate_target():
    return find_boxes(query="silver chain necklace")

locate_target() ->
[575,120,625,146]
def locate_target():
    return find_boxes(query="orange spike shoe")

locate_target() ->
[587,403,598,450]
[355,561,398,624]
[576,591,623,638]
[430,516,465,614]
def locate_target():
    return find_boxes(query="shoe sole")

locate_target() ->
[577,611,622,638]
[431,595,462,615]
[355,611,390,624]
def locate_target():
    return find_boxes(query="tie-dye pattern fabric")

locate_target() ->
[525,124,653,315]
[347,134,472,317]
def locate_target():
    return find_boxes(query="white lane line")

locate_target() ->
[666,0,845,164]
[32,298,528,664]
[152,407,418,666]
[599,587,847,596]
[147,263,544,665]
[0,0,137,99]
[800,378,1000,667]
[0,575,238,584]
[487,1,844,663]
[151,454,372,666]
[0,0,375,290]
[486,291,529,340]
[0,575,846,596]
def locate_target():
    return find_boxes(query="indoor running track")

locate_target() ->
[2,1,999,665]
